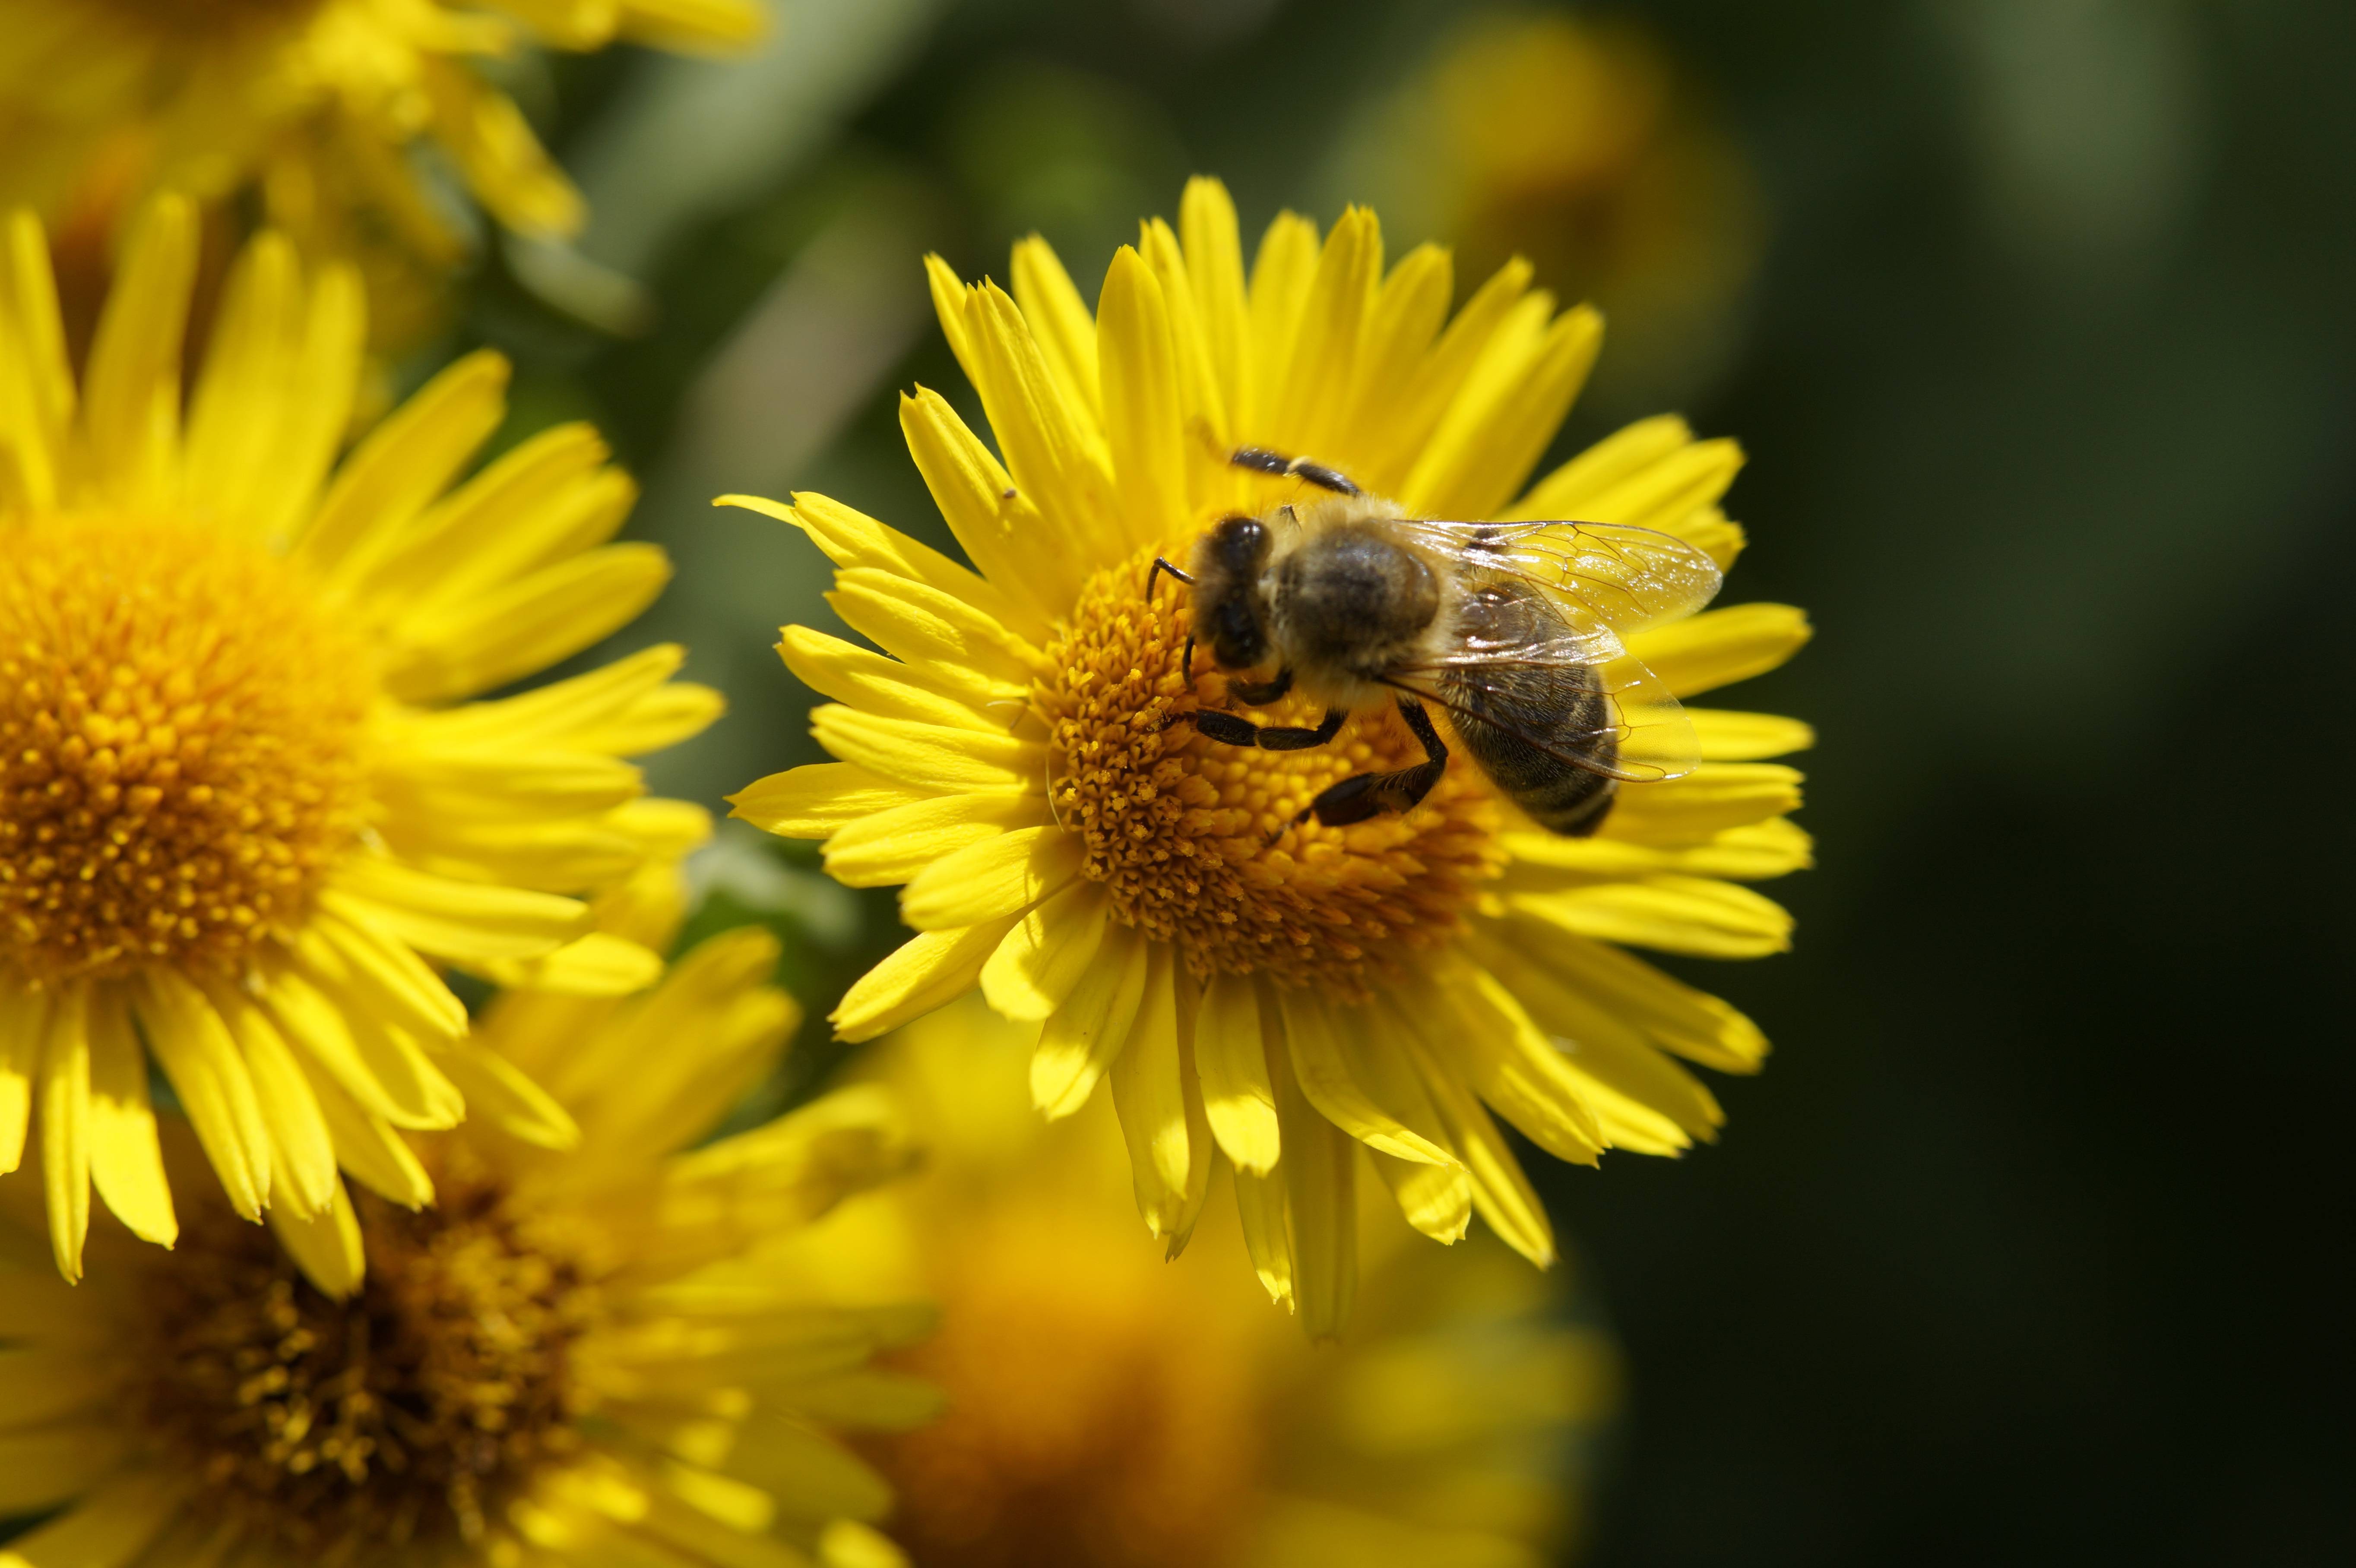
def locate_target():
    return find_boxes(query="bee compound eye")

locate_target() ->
[1212,514,1268,572]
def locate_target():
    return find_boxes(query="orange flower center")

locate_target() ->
[129,1168,595,1558]
[0,515,373,985]
[1036,548,1507,999]
[867,1212,1263,1568]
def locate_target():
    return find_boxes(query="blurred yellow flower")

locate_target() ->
[1352,10,1763,402]
[0,0,765,343]
[726,179,1811,1334]
[0,862,932,1568]
[0,196,719,1280]
[792,996,1617,1568]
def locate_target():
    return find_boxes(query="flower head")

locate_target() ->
[802,997,1615,1566]
[729,179,1812,1334]
[0,196,719,1279]
[0,866,930,1568]
[0,0,765,338]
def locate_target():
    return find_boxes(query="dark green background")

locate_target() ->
[460,2,2353,1561]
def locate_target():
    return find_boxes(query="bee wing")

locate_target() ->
[1395,518,1724,636]
[1388,641,1703,784]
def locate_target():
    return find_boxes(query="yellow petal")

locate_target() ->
[439,1045,581,1150]
[1193,972,1279,1174]
[1096,245,1191,552]
[1011,234,1102,424]
[82,194,194,510]
[960,281,1122,557]
[833,919,1017,1043]
[1507,816,1813,881]
[980,878,1110,1023]
[214,991,339,1219]
[36,985,90,1281]
[900,825,1083,929]
[322,857,589,964]
[1336,241,1452,494]
[1136,217,1232,512]
[1267,205,1381,459]
[1405,967,1602,1167]
[1611,758,1809,843]
[1268,1023,1356,1342]
[136,971,272,1221]
[809,706,1040,796]
[1179,177,1254,437]
[1346,1010,1472,1243]
[0,980,44,1174]
[1507,876,1795,958]
[1275,989,1454,1167]
[827,567,1041,686]
[0,210,74,512]
[1406,298,1602,520]
[298,1064,434,1209]
[1488,914,1770,1073]
[268,1181,365,1300]
[383,541,672,704]
[730,762,928,838]
[896,387,1074,631]
[256,965,464,1131]
[778,624,1018,732]
[721,489,1036,637]
[474,931,664,997]
[298,909,470,1041]
[1626,602,1813,698]
[300,350,509,581]
[1505,413,1694,519]
[84,988,174,1247]
[1029,923,1150,1118]
[1397,1024,1555,1266]
[1244,209,1320,436]
[1232,1159,1295,1311]
[1689,708,1817,760]
[1108,945,1200,1239]
[1479,937,1723,1154]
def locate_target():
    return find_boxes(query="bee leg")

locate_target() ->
[1294,697,1449,828]
[1226,667,1293,707]
[1229,446,1362,497]
[1190,705,1344,751]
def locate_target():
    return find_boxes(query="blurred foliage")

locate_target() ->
[405,0,2351,1562]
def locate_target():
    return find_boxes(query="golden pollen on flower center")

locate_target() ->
[0,515,373,985]
[1037,549,1507,998]
[129,1170,596,1556]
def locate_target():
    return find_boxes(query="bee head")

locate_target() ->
[1190,513,1273,670]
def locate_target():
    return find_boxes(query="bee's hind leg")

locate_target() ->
[1288,698,1449,831]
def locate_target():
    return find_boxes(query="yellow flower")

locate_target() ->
[0,0,764,313]
[0,863,931,1568]
[0,195,721,1281]
[1358,11,1763,400]
[726,180,1813,1335]
[782,996,1616,1567]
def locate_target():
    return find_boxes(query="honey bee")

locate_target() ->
[1149,446,1723,838]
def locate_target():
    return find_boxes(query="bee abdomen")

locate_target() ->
[1439,581,1619,838]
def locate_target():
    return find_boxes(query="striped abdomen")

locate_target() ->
[1435,580,1618,837]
